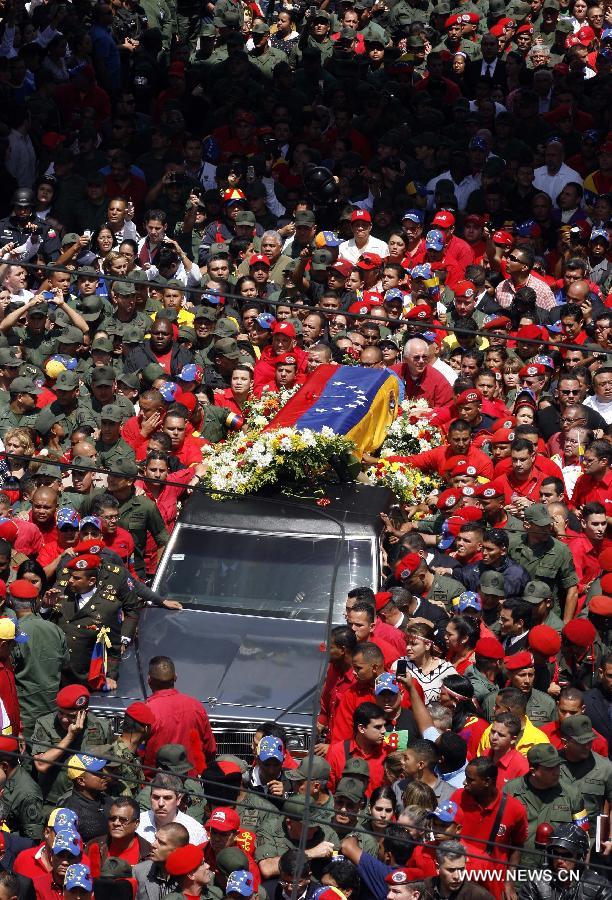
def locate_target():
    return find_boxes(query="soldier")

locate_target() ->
[107,702,154,798]
[559,715,612,837]
[0,735,44,840]
[83,368,134,427]
[522,580,565,633]
[482,651,558,726]
[95,406,137,469]
[255,794,339,880]
[504,744,589,869]
[394,552,466,610]
[32,685,112,813]
[0,188,60,258]
[34,370,97,451]
[0,376,41,439]
[249,22,286,79]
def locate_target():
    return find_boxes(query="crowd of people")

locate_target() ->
[0,0,611,898]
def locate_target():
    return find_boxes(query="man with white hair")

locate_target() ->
[393,337,455,405]
[236,231,291,286]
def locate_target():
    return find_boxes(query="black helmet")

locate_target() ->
[303,165,339,204]
[547,824,589,859]
[12,188,35,208]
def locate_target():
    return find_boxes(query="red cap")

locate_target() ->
[405,304,432,320]
[272,321,296,338]
[249,253,271,268]
[175,391,197,415]
[56,685,90,710]
[9,579,39,600]
[444,515,467,538]
[351,209,371,223]
[165,845,204,876]
[458,505,483,522]
[474,479,506,499]
[74,538,103,554]
[436,488,462,510]
[217,760,242,776]
[330,260,353,278]
[394,552,423,581]
[455,280,476,299]
[347,302,371,316]
[0,521,18,544]
[363,290,384,306]
[565,34,581,48]
[125,702,155,727]
[66,554,101,571]
[357,253,382,270]
[575,25,595,45]
[492,230,514,247]
[601,572,612,593]
[489,428,515,445]
[205,807,241,832]
[483,315,512,331]
[0,736,19,754]
[464,214,484,226]
[516,324,544,341]
[375,591,393,611]
[491,415,517,431]
[563,619,596,647]
[432,210,455,228]
[504,651,535,671]
[450,459,478,477]
[598,548,612,572]
[456,388,483,406]
[589,595,612,616]
[274,353,297,367]
[529,625,562,657]
[519,363,546,377]
[475,636,504,659]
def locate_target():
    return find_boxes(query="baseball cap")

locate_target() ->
[64,863,93,894]
[57,507,80,530]
[0,619,28,643]
[527,744,562,768]
[285,756,330,783]
[257,735,284,763]
[351,209,371,223]
[523,504,551,527]
[479,571,505,595]
[66,752,109,780]
[428,800,458,823]
[10,376,41,396]
[425,229,445,252]
[205,807,241,832]
[53,830,81,858]
[335,776,366,804]
[226,871,255,898]
[560,715,596,744]
[374,673,400,695]
[523,581,553,604]
[432,210,455,228]
[402,209,424,225]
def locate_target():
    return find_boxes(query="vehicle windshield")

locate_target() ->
[153,526,375,622]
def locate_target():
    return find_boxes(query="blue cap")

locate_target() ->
[49,808,79,831]
[453,591,482,613]
[226,871,255,898]
[159,381,178,402]
[514,219,539,237]
[582,129,600,143]
[79,516,101,531]
[590,227,609,243]
[410,263,432,280]
[72,753,108,774]
[469,137,488,151]
[430,800,458,823]
[533,354,555,369]
[57,508,80,530]
[257,735,285,763]
[402,209,424,225]
[202,136,220,164]
[53,829,81,857]
[425,229,445,252]
[546,135,563,145]
[202,289,222,305]
[64,864,93,892]
[255,312,276,330]
[50,354,78,371]
[546,321,563,334]
[601,27,612,39]
[384,288,404,302]
[179,363,202,382]
[438,520,456,551]
[422,330,437,343]
[374,673,400,695]
[320,230,343,247]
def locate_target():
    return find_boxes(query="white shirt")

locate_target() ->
[533,163,583,206]
[433,357,458,385]
[337,235,389,264]
[584,394,612,424]
[425,171,481,211]
[137,809,207,845]
[76,588,96,611]
[480,59,498,77]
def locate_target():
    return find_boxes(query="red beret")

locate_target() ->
[489,428,515,445]
[217,760,242,776]
[598,548,612,572]
[516,24,534,34]
[436,488,462,510]
[74,539,104,555]
[0,521,18,544]
[600,573,612,593]
[588,595,612,616]
[56,685,90,710]
[165,844,204,876]
[575,24,595,45]
[405,304,432,320]
[9,579,39,600]
[563,619,596,647]
[455,280,476,299]
[474,480,505,499]
[482,315,512,331]
[450,459,479,477]
[519,364,546,377]
[504,651,535,671]
[125,702,155,727]
[445,13,462,27]
[444,516,467,538]
[456,388,483,406]
[459,506,484,522]
[66,554,102,571]
[0,735,19,754]
[491,415,517,431]
[516,324,543,341]
[375,592,393,611]
[475,637,504,659]
[529,625,561,657]
[490,18,516,38]
[395,552,423,581]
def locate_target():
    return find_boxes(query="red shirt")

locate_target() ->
[28,515,58,548]
[326,737,389,795]
[152,349,172,375]
[38,539,70,568]
[564,533,610,594]
[573,469,612,509]
[13,519,43,556]
[214,388,245,416]
[103,527,135,567]
[391,363,455,407]
[450,787,529,863]
[319,663,356,732]
[15,845,91,882]
[0,659,20,735]
[497,467,547,503]
[253,345,308,391]
[144,688,216,776]
[458,715,488,760]
[541,720,609,758]
[373,619,406,658]
[404,445,494,479]
[330,681,378,743]
[488,747,530,788]
[135,468,192,575]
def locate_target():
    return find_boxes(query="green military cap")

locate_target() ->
[89,744,123,770]
[159,308,178,324]
[35,463,63,479]
[100,404,123,423]
[235,210,256,226]
[91,366,116,386]
[216,848,249,875]
[555,17,574,32]
[178,326,197,342]
[58,326,84,345]
[407,34,425,50]
[117,372,140,390]
[542,0,560,8]
[560,715,595,745]
[339,26,356,39]
[220,7,241,24]
[121,327,144,345]
[507,0,531,17]
[0,348,22,367]
[55,370,79,390]
[311,248,335,271]
[200,23,217,37]
[113,281,136,296]
[434,0,451,13]
[193,306,217,322]
[72,455,96,470]
[523,581,553,604]
[61,232,80,247]
[216,753,248,773]
[313,8,331,19]
[99,857,133,878]
[282,794,308,817]
[156,743,192,775]
[295,210,316,226]
[141,363,165,384]
[208,242,230,258]
[28,302,49,317]
[285,756,331,782]
[360,24,385,44]
[91,337,114,353]
[527,743,562,768]
[335,777,366,803]
[479,571,505,595]
[214,338,241,360]
[165,279,185,291]
[111,458,139,478]
[283,259,300,274]
[524,504,551,527]
[9,375,41,395]
[342,757,370,779]
[252,20,270,33]
[79,295,104,321]
[77,266,100,278]
[213,318,239,338]
[127,270,149,285]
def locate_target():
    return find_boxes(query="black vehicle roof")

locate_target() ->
[178,483,394,538]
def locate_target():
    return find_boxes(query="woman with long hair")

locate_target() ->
[395,623,458,704]
[0,428,36,490]
[438,673,488,758]
[445,615,480,675]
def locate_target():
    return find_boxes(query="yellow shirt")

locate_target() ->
[478,715,550,757]
[150,308,195,327]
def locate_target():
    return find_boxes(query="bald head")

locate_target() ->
[566,280,590,304]
[148,655,176,688]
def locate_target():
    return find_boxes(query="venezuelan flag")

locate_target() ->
[87,626,111,691]
[265,364,400,457]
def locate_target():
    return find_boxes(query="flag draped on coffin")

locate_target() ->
[265,364,400,457]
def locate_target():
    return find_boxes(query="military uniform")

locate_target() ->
[0,406,39,440]
[34,401,97,447]
[254,814,339,879]
[561,753,612,837]
[85,394,135,428]
[482,688,557,727]
[465,664,499,705]
[31,711,112,811]
[508,534,578,617]
[95,437,136,469]
[249,46,287,79]
[0,214,60,258]
[107,736,146,798]
[428,573,467,609]
[558,640,606,692]
[3,764,45,840]
[236,790,280,835]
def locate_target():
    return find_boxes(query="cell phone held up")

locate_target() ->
[396,659,407,679]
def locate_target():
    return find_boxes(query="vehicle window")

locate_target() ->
[153,527,375,622]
